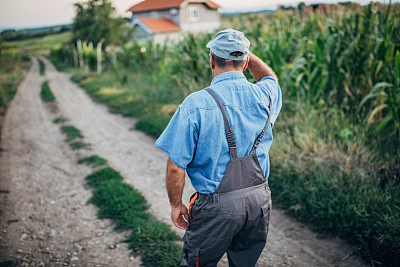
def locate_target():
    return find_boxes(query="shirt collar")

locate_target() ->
[211,71,246,85]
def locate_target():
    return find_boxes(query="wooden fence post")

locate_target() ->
[76,39,84,68]
[97,38,105,75]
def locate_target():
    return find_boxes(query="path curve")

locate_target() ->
[0,57,368,266]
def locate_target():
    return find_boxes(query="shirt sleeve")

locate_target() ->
[257,76,282,125]
[155,104,198,170]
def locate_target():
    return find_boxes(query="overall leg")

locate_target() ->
[227,188,271,267]
[182,195,235,267]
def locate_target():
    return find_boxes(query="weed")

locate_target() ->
[69,141,88,150]
[78,155,107,167]
[53,117,68,124]
[61,125,83,142]
[0,53,30,117]
[38,59,45,75]
[135,114,172,138]
[40,81,55,102]
[85,167,123,188]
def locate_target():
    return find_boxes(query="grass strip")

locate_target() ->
[53,117,68,124]
[38,59,45,76]
[69,141,88,150]
[61,125,83,142]
[85,168,182,266]
[78,155,107,167]
[85,167,123,188]
[40,81,55,102]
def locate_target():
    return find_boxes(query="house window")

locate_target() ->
[149,11,158,18]
[188,7,199,22]
[170,8,178,15]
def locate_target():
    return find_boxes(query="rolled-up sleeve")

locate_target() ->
[155,104,198,170]
[258,76,282,125]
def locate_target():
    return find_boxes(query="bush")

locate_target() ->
[136,114,172,138]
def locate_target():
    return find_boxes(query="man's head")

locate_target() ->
[206,29,250,74]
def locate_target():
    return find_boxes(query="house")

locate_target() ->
[128,0,221,43]
[302,4,345,15]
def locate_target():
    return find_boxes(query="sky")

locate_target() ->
[0,0,395,30]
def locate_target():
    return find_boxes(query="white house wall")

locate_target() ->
[153,32,182,44]
[179,3,221,33]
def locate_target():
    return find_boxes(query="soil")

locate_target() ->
[0,57,369,267]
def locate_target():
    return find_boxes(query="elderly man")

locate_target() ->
[155,29,282,266]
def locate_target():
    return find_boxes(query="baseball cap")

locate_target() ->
[206,28,250,61]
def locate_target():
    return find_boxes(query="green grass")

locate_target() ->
[85,167,123,188]
[40,81,55,102]
[3,32,71,56]
[86,169,182,266]
[69,141,88,150]
[38,59,45,75]
[78,155,107,167]
[61,125,83,142]
[0,53,31,117]
[70,72,152,118]
[53,117,68,124]
[136,114,172,138]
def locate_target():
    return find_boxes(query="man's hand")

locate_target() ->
[171,202,189,229]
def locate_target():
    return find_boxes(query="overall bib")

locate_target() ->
[182,88,273,267]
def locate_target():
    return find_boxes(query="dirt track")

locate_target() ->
[0,57,368,266]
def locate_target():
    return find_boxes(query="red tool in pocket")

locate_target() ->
[188,192,198,218]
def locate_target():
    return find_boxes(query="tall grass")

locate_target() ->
[0,53,30,117]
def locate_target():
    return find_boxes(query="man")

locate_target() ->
[155,29,282,266]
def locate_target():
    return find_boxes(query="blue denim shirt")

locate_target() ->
[155,71,282,194]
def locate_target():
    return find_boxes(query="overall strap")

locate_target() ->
[205,88,238,159]
[250,95,273,154]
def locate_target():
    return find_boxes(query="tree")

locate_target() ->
[72,0,131,47]
[0,36,3,57]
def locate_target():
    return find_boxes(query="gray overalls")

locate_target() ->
[182,88,272,267]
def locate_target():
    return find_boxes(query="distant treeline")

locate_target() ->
[1,24,72,41]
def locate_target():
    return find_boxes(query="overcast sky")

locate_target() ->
[0,0,394,29]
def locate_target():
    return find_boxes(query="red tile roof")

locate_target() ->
[128,0,220,12]
[128,0,184,12]
[139,18,181,33]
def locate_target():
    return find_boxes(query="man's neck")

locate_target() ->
[212,67,242,78]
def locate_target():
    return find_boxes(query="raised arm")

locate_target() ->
[247,52,278,82]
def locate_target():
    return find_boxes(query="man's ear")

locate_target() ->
[243,56,250,71]
[210,54,215,69]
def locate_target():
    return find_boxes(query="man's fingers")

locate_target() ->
[171,204,189,230]
[174,216,188,230]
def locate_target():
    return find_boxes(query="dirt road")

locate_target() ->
[0,57,368,266]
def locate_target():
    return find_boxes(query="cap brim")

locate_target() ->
[206,40,212,48]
